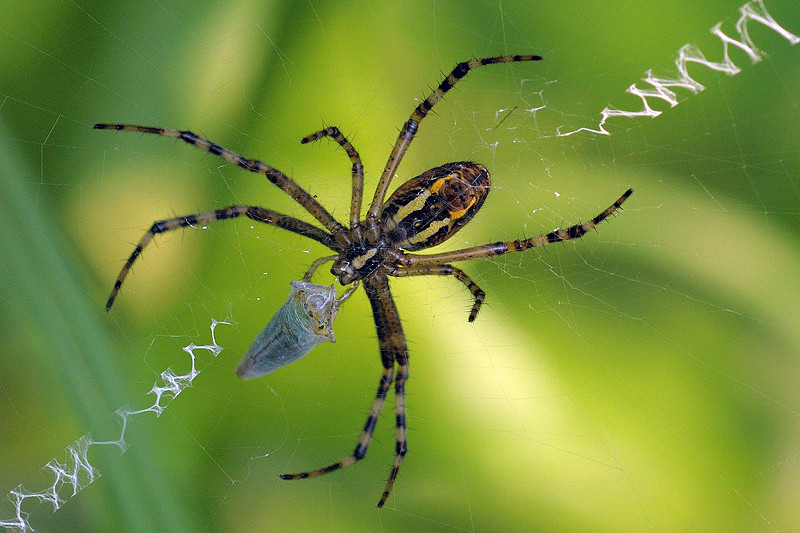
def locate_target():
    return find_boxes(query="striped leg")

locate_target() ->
[105,206,334,311]
[301,127,365,229]
[93,123,348,242]
[366,55,543,229]
[378,361,408,508]
[281,274,409,507]
[279,367,394,480]
[389,264,485,322]
[362,274,410,506]
[401,188,633,266]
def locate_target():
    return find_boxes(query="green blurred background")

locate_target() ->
[2,1,800,531]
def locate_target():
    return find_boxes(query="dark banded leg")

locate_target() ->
[281,274,409,506]
[400,188,633,266]
[105,205,334,311]
[93,123,348,244]
[301,127,364,229]
[378,361,408,508]
[279,367,394,481]
[362,274,410,506]
[389,264,485,322]
[366,55,543,231]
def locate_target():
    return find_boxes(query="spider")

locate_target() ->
[96,54,632,507]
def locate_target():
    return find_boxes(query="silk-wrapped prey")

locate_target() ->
[236,281,341,379]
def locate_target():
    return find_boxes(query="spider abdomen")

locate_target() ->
[380,162,490,251]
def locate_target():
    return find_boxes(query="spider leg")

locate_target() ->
[378,360,408,508]
[303,254,338,282]
[93,123,349,244]
[388,264,485,322]
[279,366,394,481]
[301,126,365,230]
[399,188,633,266]
[279,274,408,508]
[366,55,543,232]
[364,274,409,508]
[105,205,334,311]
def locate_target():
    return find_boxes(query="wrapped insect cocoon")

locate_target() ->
[236,281,341,379]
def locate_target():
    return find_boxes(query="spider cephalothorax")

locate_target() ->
[97,54,632,507]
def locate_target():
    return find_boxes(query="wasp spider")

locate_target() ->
[97,55,632,507]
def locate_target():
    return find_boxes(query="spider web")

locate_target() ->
[2,1,800,531]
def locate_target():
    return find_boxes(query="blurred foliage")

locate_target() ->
[2,0,800,531]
